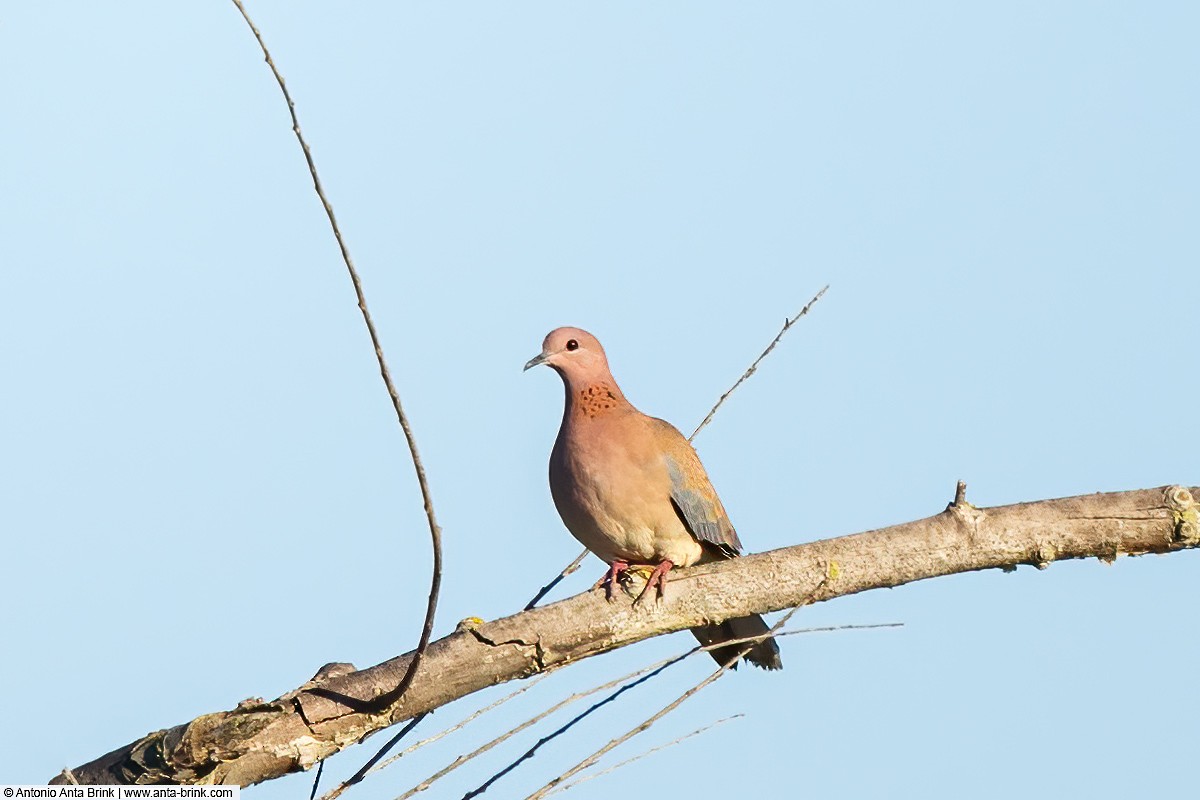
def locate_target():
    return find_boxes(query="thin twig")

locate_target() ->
[460,655,686,799]
[523,580,829,800]
[308,760,324,800]
[402,626,888,800]
[450,615,883,799]
[230,0,443,790]
[523,549,589,611]
[547,715,744,796]
[322,715,428,800]
[525,287,828,611]
[394,656,688,800]
[690,285,829,441]
[367,674,550,778]
[398,648,701,799]
[524,657,740,798]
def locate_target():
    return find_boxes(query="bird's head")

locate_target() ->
[524,327,610,382]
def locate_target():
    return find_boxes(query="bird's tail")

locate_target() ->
[691,614,782,670]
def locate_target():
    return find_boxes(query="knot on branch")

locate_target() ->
[1166,486,1199,543]
[946,480,986,529]
[1031,543,1056,570]
[312,662,357,683]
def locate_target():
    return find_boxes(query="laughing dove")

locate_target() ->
[525,327,782,670]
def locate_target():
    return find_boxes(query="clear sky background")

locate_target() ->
[2,2,1197,798]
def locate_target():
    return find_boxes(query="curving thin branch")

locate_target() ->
[228,5,444,795]
[228,0,442,718]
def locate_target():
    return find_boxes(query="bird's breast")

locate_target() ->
[548,416,702,567]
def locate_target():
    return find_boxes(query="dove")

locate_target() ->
[525,327,782,669]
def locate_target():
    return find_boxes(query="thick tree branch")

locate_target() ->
[53,485,1199,787]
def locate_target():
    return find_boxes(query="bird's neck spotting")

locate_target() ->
[570,381,625,419]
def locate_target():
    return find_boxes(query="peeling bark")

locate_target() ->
[52,484,1200,787]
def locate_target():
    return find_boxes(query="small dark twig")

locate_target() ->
[690,285,829,441]
[523,549,589,611]
[322,715,428,800]
[308,760,324,800]
[229,0,443,790]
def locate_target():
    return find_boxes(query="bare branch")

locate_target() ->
[461,654,684,798]
[314,675,549,800]
[228,0,443,724]
[689,285,828,441]
[369,675,549,779]
[460,610,857,798]
[52,485,1200,787]
[524,661,731,800]
[401,623,895,799]
[546,714,743,796]
[396,656,685,800]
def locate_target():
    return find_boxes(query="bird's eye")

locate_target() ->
[566,339,579,351]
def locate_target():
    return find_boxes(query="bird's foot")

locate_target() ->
[593,560,630,601]
[633,559,674,605]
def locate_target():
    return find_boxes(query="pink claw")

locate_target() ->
[633,559,674,605]
[593,560,630,601]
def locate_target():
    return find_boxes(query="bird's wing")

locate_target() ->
[654,420,743,557]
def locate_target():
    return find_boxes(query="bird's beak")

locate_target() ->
[523,352,550,372]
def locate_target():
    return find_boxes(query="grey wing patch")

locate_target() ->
[665,455,742,558]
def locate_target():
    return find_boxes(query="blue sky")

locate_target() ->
[2,2,1197,798]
